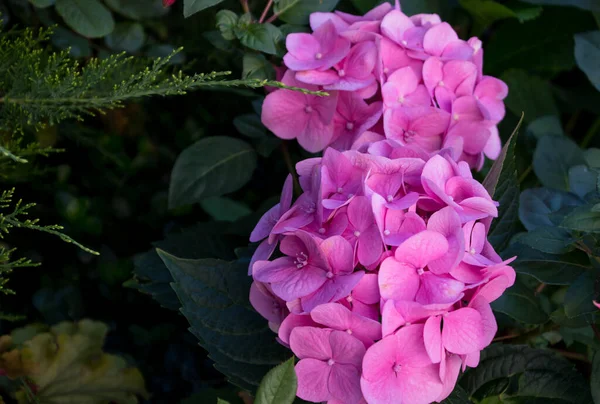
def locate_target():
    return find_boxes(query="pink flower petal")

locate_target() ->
[295,358,332,402]
[379,257,420,301]
[290,326,333,359]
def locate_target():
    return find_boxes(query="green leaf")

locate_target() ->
[519,188,582,231]
[574,31,600,92]
[491,279,548,324]
[234,114,267,138]
[274,0,340,25]
[51,26,91,58]
[502,243,589,285]
[502,70,559,123]
[254,358,297,404]
[485,8,596,76]
[460,0,517,36]
[216,10,239,41]
[520,0,600,11]
[533,135,586,191]
[569,165,599,198]
[168,137,257,209]
[104,0,167,19]
[592,351,600,404]
[184,0,225,18]
[105,22,146,53]
[55,0,115,38]
[562,204,600,233]
[158,250,290,390]
[399,0,454,17]
[243,53,275,80]
[200,197,252,222]
[28,0,54,8]
[350,0,391,14]
[483,115,523,251]
[564,270,600,318]
[440,385,471,404]
[517,227,576,254]
[462,344,593,403]
[235,22,281,55]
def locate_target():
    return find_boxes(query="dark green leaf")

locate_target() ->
[491,279,548,324]
[131,223,239,310]
[462,345,593,403]
[521,0,600,11]
[216,10,239,41]
[159,250,290,390]
[483,115,523,251]
[274,0,340,25]
[399,0,454,17]
[183,0,225,17]
[168,137,257,209]
[200,197,252,222]
[592,351,600,404]
[242,53,275,80]
[502,70,559,123]
[55,0,115,38]
[574,31,600,92]
[51,27,91,58]
[517,227,576,254]
[503,243,589,285]
[350,0,391,14]
[440,385,471,404]
[533,135,586,191]
[562,204,600,233]
[234,114,266,138]
[254,358,297,404]
[519,188,582,231]
[485,8,596,76]
[525,115,565,140]
[28,0,54,8]
[235,23,281,55]
[104,0,167,19]
[564,270,600,318]
[460,0,516,36]
[104,22,145,53]
[585,148,600,169]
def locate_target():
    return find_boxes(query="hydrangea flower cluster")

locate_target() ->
[249,147,516,403]
[249,3,516,404]
[261,1,508,170]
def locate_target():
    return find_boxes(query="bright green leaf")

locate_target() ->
[502,243,589,285]
[55,0,115,38]
[200,197,252,222]
[168,137,257,209]
[105,22,146,53]
[274,0,339,25]
[242,53,275,80]
[254,358,297,404]
[462,345,593,403]
[158,250,290,390]
[104,0,167,19]
[483,115,523,251]
[574,31,600,92]
[491,279,548,324]
[533,135,586,191]
[235,23,281,55]
[216,10,239,41]
[184,0,225,18]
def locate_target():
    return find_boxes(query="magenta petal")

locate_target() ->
[470,296,497,348]
[249,239,277,275]
[250,204,280,242]
[278,313,319,346]
[381,10,415,45]
[330,330,366,367]
[394,230,449,269]
[379,258,420,301]
[357,225,384,266]
[442,307,484,355]
[295,358,332,402]
[437,354,462,402]
[416,273,465,305]
[423,22,459,56]
[329,364,363,404]
[424,315,443,363]
[271,264,327,301]
[311,302,352,330]
[301,271,364,312]
[262,89,309,140]
[352,273,380,304]
[320,236,354,274]
[290,326,333,359]
[253,257,296,283]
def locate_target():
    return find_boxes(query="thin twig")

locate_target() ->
[535,282,546,295]
[551,349,591,363]
[259,0,274,24]
[266,0,299,23]
[241,0,250,14]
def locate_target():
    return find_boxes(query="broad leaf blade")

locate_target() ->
[491,280,548,324]
[255,358,297,404]
[184,0,225,18]
[575,31,600,91]
[55,0,115,38]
